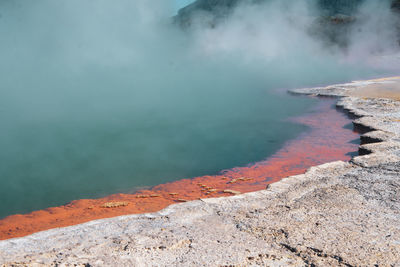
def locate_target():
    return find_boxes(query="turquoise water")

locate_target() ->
[0,64,318,218]
[0,0,386,218]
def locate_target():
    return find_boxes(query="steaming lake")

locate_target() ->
[0,75,318,218]
[0,0,389,218]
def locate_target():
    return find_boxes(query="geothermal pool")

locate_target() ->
[0,97,363,240]
[0,0,390,221]
[0,83,316,219]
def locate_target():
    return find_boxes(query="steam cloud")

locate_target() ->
[185,0,400,69]
[0,0,398,217]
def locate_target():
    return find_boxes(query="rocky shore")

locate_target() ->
[1,77,400,266]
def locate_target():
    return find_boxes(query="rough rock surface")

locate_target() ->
[1,78,400,266]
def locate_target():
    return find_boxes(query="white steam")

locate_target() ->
[187,0,400,70]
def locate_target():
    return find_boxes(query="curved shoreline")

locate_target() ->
[0,98,359,240]
[1,76,400,266]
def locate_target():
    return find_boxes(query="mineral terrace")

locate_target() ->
[1,77,400,266]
